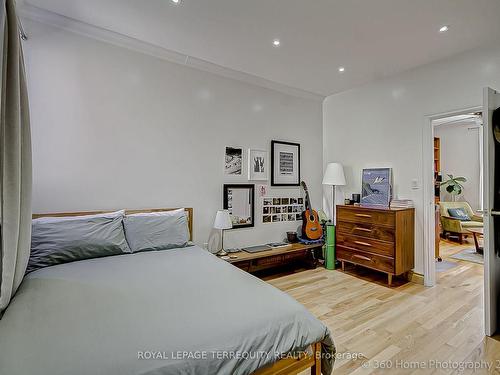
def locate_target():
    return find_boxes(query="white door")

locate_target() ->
[483,87,500,336]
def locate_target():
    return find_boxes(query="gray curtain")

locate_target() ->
[0,0,32,315]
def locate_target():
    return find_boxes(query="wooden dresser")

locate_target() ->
[336,205,415,285]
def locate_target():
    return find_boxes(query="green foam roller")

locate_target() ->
[325,224,335,270]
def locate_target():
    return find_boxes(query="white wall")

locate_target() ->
[435,121,482,210]
[24,19,323,249]
[323,43,500,274]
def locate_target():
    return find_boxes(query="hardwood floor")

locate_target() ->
[266,238,500,374]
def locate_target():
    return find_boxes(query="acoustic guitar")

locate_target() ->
[301,181,323,240]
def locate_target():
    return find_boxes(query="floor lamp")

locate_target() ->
[322,163,346,224]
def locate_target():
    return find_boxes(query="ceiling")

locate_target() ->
[21,0,500,97]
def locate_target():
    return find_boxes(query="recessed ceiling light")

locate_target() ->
[273,39,280,47]
[439,25,449,33]
[338,66,345,73]
[171,0,180,4]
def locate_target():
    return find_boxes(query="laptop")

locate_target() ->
[242,245,272,253]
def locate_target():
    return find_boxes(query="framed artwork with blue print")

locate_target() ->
[361,168,392,208]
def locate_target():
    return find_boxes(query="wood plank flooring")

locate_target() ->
[266,238,500,374]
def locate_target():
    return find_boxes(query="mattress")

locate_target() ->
[0,245,335,375]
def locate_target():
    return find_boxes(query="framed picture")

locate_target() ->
[271,140,300,186]
[224,146,243,175]
[223,184,254,228]
[361,168,392,207]
[248,149,268,180]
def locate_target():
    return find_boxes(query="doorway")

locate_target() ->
[423,87,500,336]
[423,106,482,289]
[432,112,484,280]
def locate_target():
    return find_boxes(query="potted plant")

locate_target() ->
[440,174,467,201]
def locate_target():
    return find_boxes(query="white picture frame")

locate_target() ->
[248,149,268,181]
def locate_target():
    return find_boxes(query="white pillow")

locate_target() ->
[33,210,125,224]
[123,209,190,253]
[126,208,186,218]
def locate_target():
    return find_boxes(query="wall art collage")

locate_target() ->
[262,197,304,224]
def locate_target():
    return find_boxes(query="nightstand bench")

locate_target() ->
[223,243,322,273]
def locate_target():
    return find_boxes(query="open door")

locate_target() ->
[483,87,500,336]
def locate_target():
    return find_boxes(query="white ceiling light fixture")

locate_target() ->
[171,0,180,4]
[273,39,281,47]
[439,25,449,33]
[338,66,345,73]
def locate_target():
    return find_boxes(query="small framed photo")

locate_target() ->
[225,146,243,176]
[271,141,300,186]
[263,198,272,206]
[248,149,268,181]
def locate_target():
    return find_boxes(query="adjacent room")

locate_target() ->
[433,112,485,276]
[1,1,500,374]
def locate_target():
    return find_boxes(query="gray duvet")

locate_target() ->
[0,246,335,375]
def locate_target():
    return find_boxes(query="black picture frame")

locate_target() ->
[223,184,255,229]
[271,140,301,186]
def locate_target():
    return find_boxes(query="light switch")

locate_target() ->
[411,179,419,189]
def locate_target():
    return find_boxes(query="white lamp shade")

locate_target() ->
[322,163,346,186]
[214,210,232,230]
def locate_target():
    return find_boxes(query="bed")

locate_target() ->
[0,208,335,375]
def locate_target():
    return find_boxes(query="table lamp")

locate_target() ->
[322,163,346,224]
[214,210,232,256]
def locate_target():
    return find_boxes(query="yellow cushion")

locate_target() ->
[460,221,483,228]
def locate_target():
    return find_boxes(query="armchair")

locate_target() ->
[439,202,483,244]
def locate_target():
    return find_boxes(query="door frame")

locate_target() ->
[422,105,482,287]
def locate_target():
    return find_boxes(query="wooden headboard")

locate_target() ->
[33,208,194,241]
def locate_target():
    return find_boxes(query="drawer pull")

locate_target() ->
[352,254,372,262]
[355,213,372,218]
[354,227,372,232]
[354,240,372,247]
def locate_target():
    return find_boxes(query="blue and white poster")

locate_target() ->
[361,168,392,207]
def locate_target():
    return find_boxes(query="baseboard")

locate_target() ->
[408,271,424,285]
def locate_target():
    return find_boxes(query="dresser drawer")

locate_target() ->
[337,207,395,227]
[336,233,394,257]
[337,246,395,274]
[336,221,395,242]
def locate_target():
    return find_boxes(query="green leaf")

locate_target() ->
[454,177,467,182]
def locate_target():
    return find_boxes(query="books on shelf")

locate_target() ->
[390,199,414,208]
